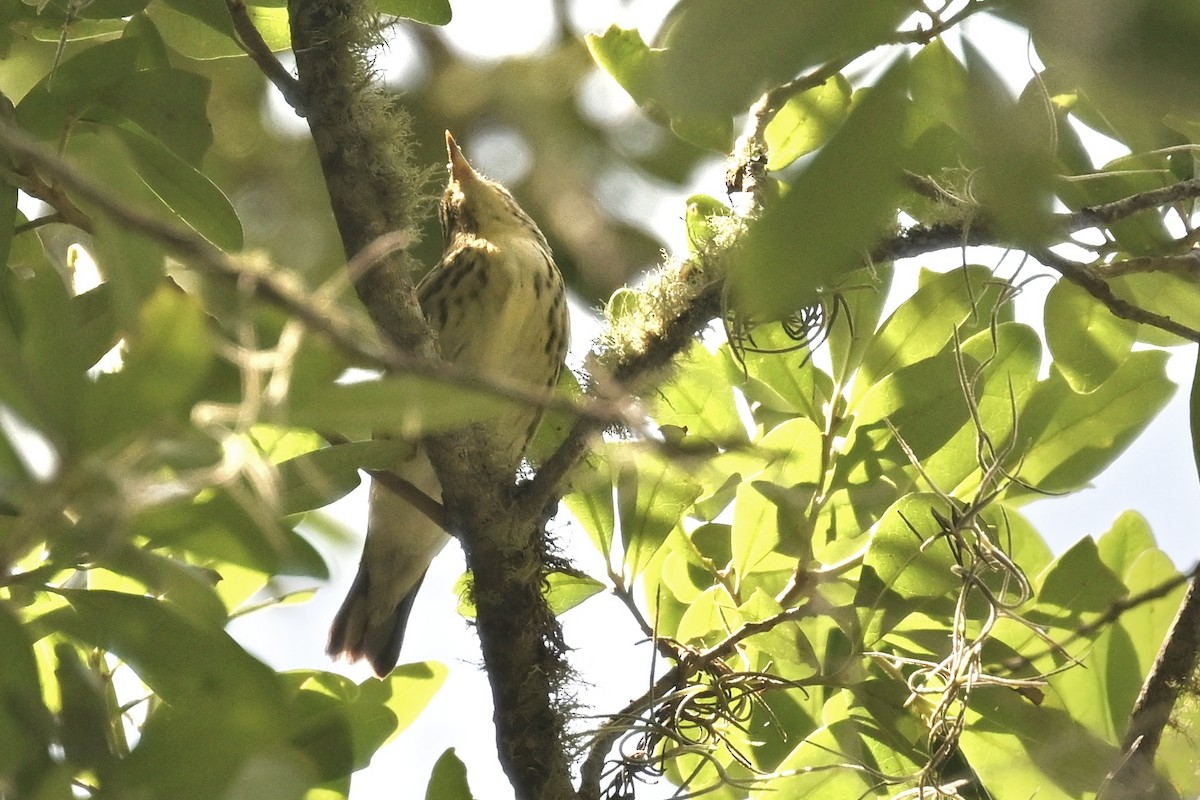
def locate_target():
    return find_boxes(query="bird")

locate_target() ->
[327,131,570,676]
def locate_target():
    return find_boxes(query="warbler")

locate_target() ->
[328,132,570,676]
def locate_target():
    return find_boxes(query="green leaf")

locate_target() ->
[618,455,702,577]
[825,264,893,386]
[122,12,172,69]
[101,68,215,165]
[661,547,715,604]
[909,39,970,134]
[921,322,1043,493]
[676,584,739,645]
[78,0,152,18]
[15,38,141,140]
[1020,0,1200,151]
[960,41,1058,245]
[1009,350,1174,496]
[89,217,168,330]
[290,377,520,438]
[83,286,213,450]
[1044,279,1136,393]
[96,543,227,627]
[53,644,116,770]
[106,124,242,249]
[456,571,603,619]
[28,17,128,44]
[1055,152,1177,256]
[1111,271,1200,347]
[733,58,909,319]
[349,662,448,758]
[72,283,121,371]
[1030,537,1127,629]
[525,368,583,466]
[0,602,55,790]
[856,493,961,644]
[148,0,290,59]
[1096,511,1156,580]
[277,439,416,515]
[653,338,747,443]
[1120,549,1186,677]
[739,589,817,672]
[764,73,852,170]
[562,452,616,557]
[723,323,834,423]
[853,264,995,405]
[658,0,913,116]
[961,685,1119,800]
[543,572,605,615]
[111,702,318,798]
[425,747,475,800]
[850,348,974,463]
[135,490,329,578]
[758,709,893,799]
[731,418,822,578]
[585,26,733,151]
[47,590,283,706]
[8,256,90,448]
[376,0,452,25]
[279,665,445,781]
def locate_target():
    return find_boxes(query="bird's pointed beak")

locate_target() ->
[445,131,476,184]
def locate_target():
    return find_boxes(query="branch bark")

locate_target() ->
[288,0,434,359]
[1104,574,1200,799]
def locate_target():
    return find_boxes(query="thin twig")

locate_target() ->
[366,467,446,529]
[226,0,306,113]
[13,213,65,234]
[1033,248,1200,342]
[1071,178,1200,230]
[5,160,94,232]
[1003,564,1200,673]
[1097,251,1200,279]
[890,0,1004,45]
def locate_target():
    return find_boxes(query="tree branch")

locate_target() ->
[1071,178,1200,231]
[1032,248,1200,342]
[226,0,305,112]
[1098,251,1200,279]
[287,0,435,358]
[1104,572,1200,799]
[890,0,1005,45]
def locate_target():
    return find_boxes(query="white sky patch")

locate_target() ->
[440,0,558,62]
[0,406,59,482]
[464,125,533,186]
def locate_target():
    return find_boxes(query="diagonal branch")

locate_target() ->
[1104,573,1200,799]
[226,0,305,112]
[1032,248,1200,342]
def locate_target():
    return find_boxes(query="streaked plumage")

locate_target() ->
[328,132,569,676]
